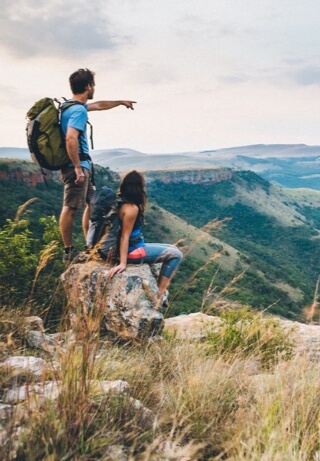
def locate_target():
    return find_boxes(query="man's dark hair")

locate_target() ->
[69,68,95,94]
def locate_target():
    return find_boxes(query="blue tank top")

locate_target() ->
[119,199,145,252]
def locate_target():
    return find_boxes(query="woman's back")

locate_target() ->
[119,201,145,252]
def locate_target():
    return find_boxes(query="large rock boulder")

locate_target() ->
[164,312,223,340]
[61,260,164,341]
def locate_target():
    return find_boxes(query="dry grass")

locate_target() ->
[226,355,320,460]
[0,206,319,459]
[2,305,320,460]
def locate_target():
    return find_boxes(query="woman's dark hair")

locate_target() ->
[69,68,95,94]
[120,170,147,211]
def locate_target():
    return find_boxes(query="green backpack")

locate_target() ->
[26,97,92,171]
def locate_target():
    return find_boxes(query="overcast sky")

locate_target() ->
[1,0,320,153]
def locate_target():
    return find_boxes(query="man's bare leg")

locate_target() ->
[59,206,77,247]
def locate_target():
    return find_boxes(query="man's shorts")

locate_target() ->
[61,167,95,209]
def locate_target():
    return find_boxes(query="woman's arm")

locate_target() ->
[107,203,139,277]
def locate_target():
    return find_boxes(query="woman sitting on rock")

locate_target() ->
[107,170,183,306]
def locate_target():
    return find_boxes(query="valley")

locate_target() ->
[1,157,320,319]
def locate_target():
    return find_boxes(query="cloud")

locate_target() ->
[218,59,320,89]
[0,0,128,58]
[134,62,177,85]
[0,83,26,104]
[290,66,320,86]
[218,73,254,85]
[176,15,238,40]
[275,60,320,87]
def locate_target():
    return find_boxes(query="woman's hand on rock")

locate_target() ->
[107,263,127,278]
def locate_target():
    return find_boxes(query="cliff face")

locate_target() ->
[0,160,121,187]
[145,167,233,185]
[0,162,234,188]
[0,165,59,186]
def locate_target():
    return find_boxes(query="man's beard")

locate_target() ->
[88,90,95,99]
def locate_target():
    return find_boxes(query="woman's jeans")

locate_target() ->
[127,243,183,279]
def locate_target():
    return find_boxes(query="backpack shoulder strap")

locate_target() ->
[59,99,94,150]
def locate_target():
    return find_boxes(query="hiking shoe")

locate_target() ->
[154,290,170,312]
[63,248,80,264]
[162,290,169,308]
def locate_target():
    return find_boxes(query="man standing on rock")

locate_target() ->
[59,68,136,263]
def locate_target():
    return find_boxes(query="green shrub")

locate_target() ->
[0,201,63,317]
[205,308,295,368]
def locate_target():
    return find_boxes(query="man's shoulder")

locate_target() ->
[63,100,87,113]
[62,101,88,126]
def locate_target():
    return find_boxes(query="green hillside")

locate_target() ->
[1,160,320,320]
[146,169,320,318]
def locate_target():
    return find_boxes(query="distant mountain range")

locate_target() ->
[2,144,320,189]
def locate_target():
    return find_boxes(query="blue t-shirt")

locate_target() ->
[61,101,91,171]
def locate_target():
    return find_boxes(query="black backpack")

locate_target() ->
[86,186,122,263]
[26,97,93,171]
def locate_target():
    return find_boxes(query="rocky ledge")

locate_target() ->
[61,260,164,341]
